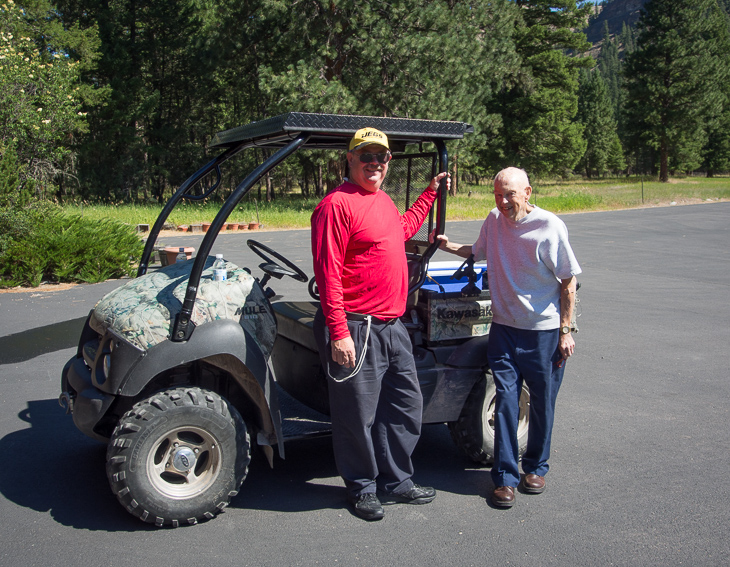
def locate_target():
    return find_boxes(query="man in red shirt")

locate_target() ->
[311,127,449,521]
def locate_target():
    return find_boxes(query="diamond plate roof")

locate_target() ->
[209,112,473,150]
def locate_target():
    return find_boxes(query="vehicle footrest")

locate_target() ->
[277,383,332,441]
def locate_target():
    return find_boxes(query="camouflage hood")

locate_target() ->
[89,257,276,353]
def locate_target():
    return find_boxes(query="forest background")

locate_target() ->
[1,0,730,285]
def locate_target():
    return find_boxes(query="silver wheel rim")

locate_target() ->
[146,425,222,499]
[485,385,530,440]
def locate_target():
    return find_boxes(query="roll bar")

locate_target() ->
[171,134,310,342]
[407,138,448,296]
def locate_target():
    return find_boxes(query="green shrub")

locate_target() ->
[0,207,33,257]
[0,143,32,210]
[0,204,144,287]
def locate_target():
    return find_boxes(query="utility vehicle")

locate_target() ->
[60,112,534,527]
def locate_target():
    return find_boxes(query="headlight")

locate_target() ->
[102,353,112,383]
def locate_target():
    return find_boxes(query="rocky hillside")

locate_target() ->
[584,0,648,43]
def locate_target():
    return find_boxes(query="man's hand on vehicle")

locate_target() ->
[428,172,450,192]
[429,230,473,258]
[429,229,447,246]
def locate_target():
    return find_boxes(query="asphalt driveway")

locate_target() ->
[0,202,728,567]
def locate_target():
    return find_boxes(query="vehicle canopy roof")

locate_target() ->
[143,112,473,343]
[209,112,474,152]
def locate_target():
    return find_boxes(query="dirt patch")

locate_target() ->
[635,197,725,207]
[0,281,98,295]
[142,227,277,240]
[143,225,313,246]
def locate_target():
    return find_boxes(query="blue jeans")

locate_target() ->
[487,323,566,488]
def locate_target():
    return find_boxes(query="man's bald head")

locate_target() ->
[494,167,530,193]
[493,167,533,221]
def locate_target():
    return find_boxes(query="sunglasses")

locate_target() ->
[356,152,392,164]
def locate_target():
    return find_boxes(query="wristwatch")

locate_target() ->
[560,326,571,335]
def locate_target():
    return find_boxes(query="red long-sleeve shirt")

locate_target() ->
[311,181,436,340]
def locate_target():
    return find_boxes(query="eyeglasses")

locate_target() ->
[356,152,392,164]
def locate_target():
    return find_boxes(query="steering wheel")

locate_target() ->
[451,254,474,281]
[246,240,308,283]
[451,253,481,296]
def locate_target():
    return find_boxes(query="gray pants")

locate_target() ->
[314,309,423,498]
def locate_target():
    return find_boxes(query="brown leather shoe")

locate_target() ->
[522,474,546,494]
[492,486,516,507]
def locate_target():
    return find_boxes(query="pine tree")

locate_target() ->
[55,0,213,202]
[255,0,520,187]
[703,1,730,175]
[577,70,624,177]
[703,111,730,175]
[486,1,593,178]
[623,0,730,181]
[619,21,636,55]
[597,21,621,121]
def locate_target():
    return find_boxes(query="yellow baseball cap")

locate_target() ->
[349,127,390,151]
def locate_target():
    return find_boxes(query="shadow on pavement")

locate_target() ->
[231,423,490,514]
[0,399,148,532]
[0,317,88,364]
[0,399,487,528]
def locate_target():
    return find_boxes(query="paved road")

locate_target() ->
[1,203,728,567]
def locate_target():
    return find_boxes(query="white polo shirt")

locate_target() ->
[472,205,582,331]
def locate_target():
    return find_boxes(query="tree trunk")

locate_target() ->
[302,166,310,198]
[265,171,274,202]
[659,137,669,182]
[326,157,344,193]
[316,164,324,198]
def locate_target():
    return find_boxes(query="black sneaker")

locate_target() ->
[386,484,436,505]
[350,493,384,521]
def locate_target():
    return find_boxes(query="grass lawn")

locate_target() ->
[62,176,730,229]
[448,175,730,220]
[62,197,323,230]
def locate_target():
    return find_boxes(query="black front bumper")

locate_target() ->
[60,355,114,443]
